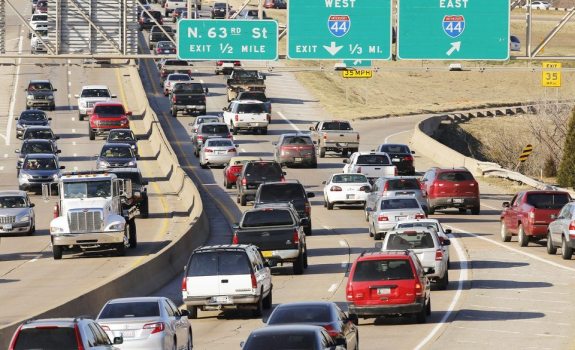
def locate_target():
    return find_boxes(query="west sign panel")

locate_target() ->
[398,0,510,60]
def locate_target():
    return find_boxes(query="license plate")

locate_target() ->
[121,330,135,338]
[453,198,464,204]
[216,151,225,155]
[294,157,302,162]
[223,63,233,67]
[248,123,259,127]
[395,216,407,221]
[212,296,231,304]
[3,224,12,230]
[186,105,196,108]
[392,158,400,162]
[262,251,273,258]
[164,50,170,53]
[346,194,355,199]
[377,288,390,295]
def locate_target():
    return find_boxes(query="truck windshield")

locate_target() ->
[81,89,110,98]
[63,181,111,198]
[242,210,294,227]
[237,103,265,114]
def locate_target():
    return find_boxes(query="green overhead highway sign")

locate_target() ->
[287,0,392,60]
[177,19,278,61]
[343,60,372,67]
[398,0,509,60]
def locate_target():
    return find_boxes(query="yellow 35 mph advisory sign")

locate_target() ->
[541,62,561,87]
[342,69,373,78]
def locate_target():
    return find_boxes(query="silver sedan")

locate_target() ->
[367,196,426,240]
[199,137,238,168]
[96,296,193,350]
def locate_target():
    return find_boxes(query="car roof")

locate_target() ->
[22,138,52,144]
[232,99,265,104]
[106,297,163,304]
[205,137,233,142]
[259,180,302,186]
[21,109,47,114]
[81,85,109,90]
[274,301,334,309]
[20,318,89,329]
[102,142,133,148]
[199,122,227,128]
[94,101,123,106]
[229,156,261,164]
[0,190,27,197]
[194,244,255,252]
[432,167,470,172]
[355,151,388,155]
[520,190,570,195]
[29,79,51,83]
[357,250,412,261]
[280,133,311,138]
[250,324,324,335]
[251,203,294,210]
[24,125,52,130]
[108,128,132,133]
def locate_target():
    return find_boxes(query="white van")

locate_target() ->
[182,244,273,319]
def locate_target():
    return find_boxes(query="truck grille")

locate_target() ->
[68,209,103,233]
[0,216,16,224]
[99,121,122,126]
[86,101,96,108]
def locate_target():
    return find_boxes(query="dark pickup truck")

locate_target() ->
[108,167,150,218]
[169,82,208,117]
[226,69,266,102]
[232,203,308,275]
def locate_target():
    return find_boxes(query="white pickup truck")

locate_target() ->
[28,13,47,38]
[74,85,116,121]
[163,0,187,16]
[309,120,360,158]
[222,100,270,135]
[342,151,397,181]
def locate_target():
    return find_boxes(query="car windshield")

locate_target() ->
[236,103,265,114]
[386,179,420,190]
[94,105,125,116]
[99,302,160,319]
[386,231,436,250]
[164,60,187,66]
[244,163,283,181]
[81,89,110,98]
[356,155,390,165]
[379,144,410,153]
[206,139,233,147]
[174,84,204,93]
[0,196,27,208]
[22,142,53,154]
[526,193,570,209]
[331,174,367,183]
[63,180,112,199]
[201,124,228,134]
[23,157,56,170]
[353,259,414,281]
[437,171,474,181]
[25,130,53,139]
[28,82,52,91]
[168,74,190,81]
[13,327,77,350]
[197,117,219,125]
[243,333,316,350]
[187,251,251,276]
[381,198,420,210]
[109,131,134,141]
[397,222,440,232]
[158,42,176,49]
[242,210,294,227]
[234,70,260,79]
[267,305,332,324]
[32,14,48,21]
[283,136,313,145]
[20,112,47,121]
[101,146,133,158]
[321,121,352,130]
[258,184,305,202]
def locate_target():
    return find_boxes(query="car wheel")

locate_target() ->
[319,147,326,158]
[28,222,35,235]
[518,224,528,247]
[303,249,308,268]
[368,222,374,237]
[240,195,247,206]
[261,127,268,135]
[232,123,238,135]
[236,195,240,204]
[437,271,449,290]
[140,197,149,219]
[187,306,198,319]
[428,206,435,215]
[293,253,305,275]
[547,232,557,254]
[415,301,427,323]
[253,292,264,317]
[327,201,334,210]
[200,162,208,169]
[128,219,137,248]
[471,206,480,215]
[89,128,95,140]
[115,242,126,256]
[562,237,573,260]
[323,200,327,208]
[171,108,178,117]
[263,290,272,309]
[225,178,233,189]
[186,330,193,350]
[304,223,312,236]
[426,297,431,316]
[52,245,63,260]
[342,149,349,157]
[78,113,84,121]
[373,230,381,241]
[458,208,467,214]
[500,221,511,242]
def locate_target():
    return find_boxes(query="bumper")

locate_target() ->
[323,142,359,151]
[261,249,300,263]
[429,197,479,209]
[392,163,415,175]
[105,333,165,350]
[374,222,397,234]
[348,300,425,317]
[78,107,94,115]
[327,192,368,204]
[26,100,54,108]
[235,121,269,129]
[528,225,551,237]
[203,154,234,166]
[173,104,206,112]
[51,230,124,246]
[0,221,33,234]
[19,180,53,190]
[183,294,259,308]
[278,155,316,166]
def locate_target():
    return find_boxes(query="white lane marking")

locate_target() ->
[0,166,4,171]
[29,258,38,263]
[73,166,78,170]
[200,79,204,84]
[73,153,77,157]
[5,35,24,145]
[203,183,219,186]
[72,117,75,121]
[448,226,575,274]
[340,261,347,268]
[67,94,71,99]
[536,333,568,338]
[339,240,346,247]
[72,141,77,146]
[414,234,469,350]
[277,111,299,131]
[328,283,338,293]
[68,71,71,75]
[72,129,76,133]
[68,82,71,86]
[323,225,331,230]
[384,130,410,143]
[3,154,7,158]
[241,148,246,152]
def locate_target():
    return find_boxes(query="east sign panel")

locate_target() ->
[177,19,278,60]
[398,0,510,60]
[288,0,392,60]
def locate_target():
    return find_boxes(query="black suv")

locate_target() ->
[376,143,415,175]
[254,180,315,235]
[25,80,57,111]
[236,161,285,206]
[108,167,149,218]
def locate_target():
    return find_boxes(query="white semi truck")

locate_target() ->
[43,171,138,260]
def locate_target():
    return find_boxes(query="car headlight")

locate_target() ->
[16,124,24,130]
[19,215,30,222]
[108,223,125,231]
[47,95,54,100]
[52,173,59,179]
[20,173,31,180]
[131,145,136,149]
[50,226,64,233]
[26,95,34,100]
[98,161,109,167]
[127,161,135,166]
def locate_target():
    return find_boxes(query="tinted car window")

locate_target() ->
[101,146,132,158]
[437,171,474,181]
[239,92,267,101]
[25,130,53,139]
[237,103,265,114]
[81,89,110,98]
[164,59,187,66]
[187,251,251,276]
[396,222,440,232]
[244,163,282,181]
[201,124,229,134]
[28,82,53,91]
[20,112,47,121]
[353,259,414,281]
[168,74,190,81]
[267,305,332,324]
[158,42,176,49]
[14,327,77,350]
[206,139,233,147]
[379,144,410,153]
[526,193,570,209]
[99,302,160,318]
[283,136,313,145]
[321,121,351,130]
[24,157,56,170]
[386,179,420,190]
[386,232,435,250]
[243,333,316,350]
[94,105,125,116]
[22,142,53,154]
[243,210,294,227]
[381,198,419,210]
[258,184,305,202]
[0,196,27,208]
[332,174,367,183]
[109,131,135,141]
[356,155,390,165]
[173,84,204,93]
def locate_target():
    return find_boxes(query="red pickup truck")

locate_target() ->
[89,102,131,140]
[500,190,571,247]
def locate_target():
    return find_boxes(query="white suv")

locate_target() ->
[74,85,116,121]
[28,13,48,39]
[182,244,273,319]
[30,29,48,54]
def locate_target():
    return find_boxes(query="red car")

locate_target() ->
[89,102,131,140]
[346,250,432,323]
[500,190,571,246]
[421,167,480,215]
[34,0,48,13]
[222,156,261,189]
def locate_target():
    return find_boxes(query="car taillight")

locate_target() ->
[528,211,535,220]
[181,277,187,291]
[383,182,389,192]
[293,229,299,244]
[569,220,575,231]
[251,273,257,289]
[232,232,239,244]
[197,135,203,141]
[415,213,426,219]
[404,155,414,162]
[305,202,311,215]
[330,185,342,191]
[228,148,236,153]
[227,133,233,138]
[8,324,23,350]
[242,177,247,186]
[234,61,241,66]
[394,167,398,176]
[415,282,423,296]
[143,322,165,334]
[356,166,361,173]
[323,324,340,338]
[346,283,353,300]
[74,324,85,350]
[435,249,443,261]
[359,185,370,191]
[172,95,177,103]
[281,176,286,182]
[156,47,161,53]
[378,215,389,221]
[204,148,213,153]
[216,61,223,66]
[234,114,239,121]
[100,325,110,331]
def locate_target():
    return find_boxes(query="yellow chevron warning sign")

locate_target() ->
[519,144,533,162]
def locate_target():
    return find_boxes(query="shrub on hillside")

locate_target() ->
[557,107,575,187]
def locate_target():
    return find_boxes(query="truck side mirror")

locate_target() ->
[502,201,510,208]
[343,159,349,164]
[445,228,452,234]
[442,239,451,246]
[309,126,314,131]
[306,192,315,198]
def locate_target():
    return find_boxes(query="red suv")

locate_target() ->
[89,102,131,140]
[346,250,431,324]
[421,167,480,215]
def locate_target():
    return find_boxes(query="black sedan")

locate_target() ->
[96,143,137,169]
[266,302,358,350]
[106,129,139,158]
[377,143,416,175]
[15,139,60,172]
[15,110,51,139]
[242,325,346,350]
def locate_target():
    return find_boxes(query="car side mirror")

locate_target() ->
[272,142,277,145]
[113,336,123,345]
[282,172,287,175]
[235,144,239,148]
[321,181,326,185]
[14,117,18,120]
[445,228,452,234]
[502,201,510,208]
[374,242,383,250]
[74,94,80,98]
[550,214,557,220]
[30,203,35,207]
[306,192,315,198]
[411,150,416,154]
[343,159,349,164]
[347,313,358,325]
[111,94,117,98]
[48,118,52,120]
[14,149,20,153]
[313,141,317,144]
[53,88,57,92]
[205,88,209,94]
[365,207,372,212]
[222,107,227,111]
[425,267,435,275]
[335,338,346,346]
[127,111,133,116]
[142,180,149,186]
[60,166,66,169]
[55,136,60,140]
[442,239,451,246]
[232,223,239,230]
[180,309,190,318]
[300,218,309,226]
[309,126,314,131]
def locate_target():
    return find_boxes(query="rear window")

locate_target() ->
[380,198,420,210]
[14,327,77,350]
[352,259,414,281]
[109,130,134,141]
[94,105,125,116]
[267,305,331,324]
[320,121,352,130]
[258,184,305,202]
[201,124,229,134]
[239,92,266,101]
[244,163,282,180]
[187,251,251,276]
[244,333,315,350]
[332,174,368,183]
[386,179,420,191]
[173,83,204,94]
[526,193,570,209]
[385,232,436,250]
[356,155,390,166]
[242,210,294,227]
[437,171,474,182]
[164,60,187,66]
[206,139,233,147]
[168,74,191,81]
[237,103,266,114]
[283,136,313,145]
[379,144,410,154]
[396,222,440,232]
[99,302,160,318]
